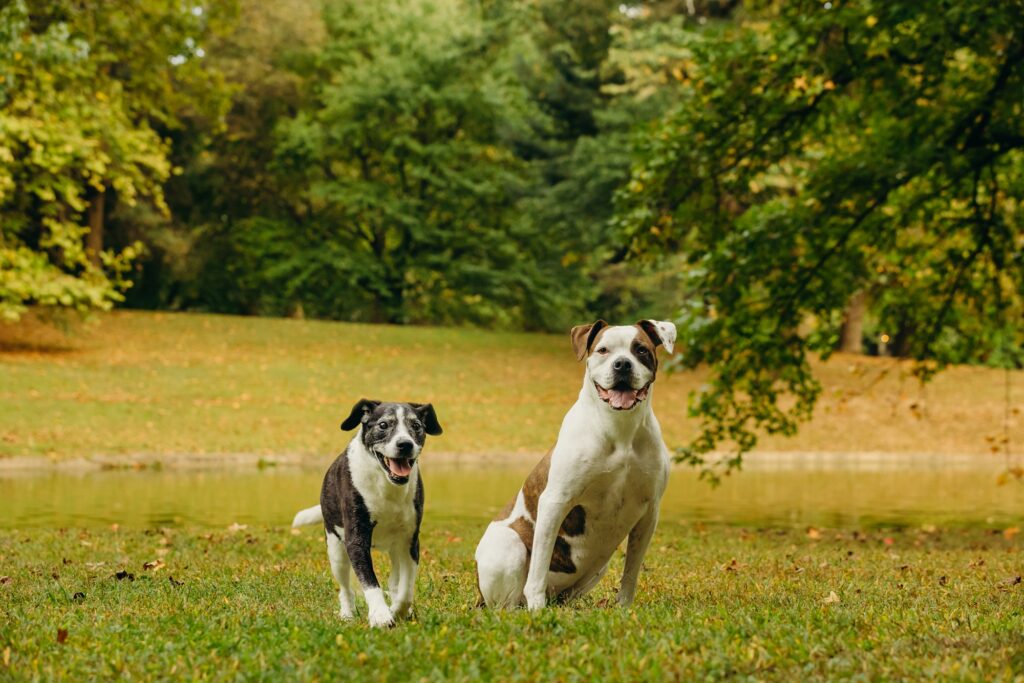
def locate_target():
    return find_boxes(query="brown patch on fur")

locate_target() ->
[631,324,660,376]
[551,537,576,573]
[507,516,577,574]
[499,449,583,574]
[570,320,609,361]
[493,449,552,522]
[561,505,586,536]
[509,516,533,548]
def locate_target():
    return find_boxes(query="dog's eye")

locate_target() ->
[596,347,609,355]
[410,420,423,431]
[377,421,389,430]
[636,346,649,355]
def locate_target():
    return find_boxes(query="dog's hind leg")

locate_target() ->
[474,523,528,609]
[618,507,659,607]
[326,529,356,619]
[562,560,610,603]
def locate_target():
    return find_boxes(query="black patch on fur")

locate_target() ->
[411,474,424,563]
[320,446,380,590]
[560,505,586,536]
[341,399,381,431]
[410,403,443,436]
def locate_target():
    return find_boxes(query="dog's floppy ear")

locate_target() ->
[636,320,677,354]
[410,403,443,436]
[570,319,609,361]
[340,399,380,431]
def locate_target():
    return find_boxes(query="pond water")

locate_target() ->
[2,454,1022,530]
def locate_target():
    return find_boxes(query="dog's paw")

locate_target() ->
[338,608,355,620]
[368,606,396,629]
[390,602,413,620]
[525,592,546,612]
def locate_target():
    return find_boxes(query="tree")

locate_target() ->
[616,1,1024,475]
[0,0,235,321]
[261,0,576,327]
[0,1,161,320]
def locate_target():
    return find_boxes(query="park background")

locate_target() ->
[2,0,1024,680]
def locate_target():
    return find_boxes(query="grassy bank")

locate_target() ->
[0,311,1020,460]
[1,521,1021,680]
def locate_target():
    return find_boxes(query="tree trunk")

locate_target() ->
[86,190,105,267]
[838,290,866,354]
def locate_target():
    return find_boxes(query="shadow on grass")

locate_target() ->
[0,310,87,355]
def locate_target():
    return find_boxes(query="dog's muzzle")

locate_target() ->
[594,380,651,411]
[372,449,416,485]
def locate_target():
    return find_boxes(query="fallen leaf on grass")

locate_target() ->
[227,523,248,533]
[883,537,895,546]
[823,591,840,604]
[998,576,1022,589]
[84,562,106,571]
[0,576,10,585]
[1003,527,1020,541]
[806,528,822,540]
[56,628,68,644]
[939,576,948,586]
[720,558,743,572]
[114,570,135,582]
[72,592,85,603]
[969,558,986,568]
[2,646,9,667]
[143,560,165,572]
[168,576,184,587]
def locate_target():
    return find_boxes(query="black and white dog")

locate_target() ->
[292,399,443,628]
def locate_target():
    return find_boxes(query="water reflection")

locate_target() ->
[0,455,1020,529]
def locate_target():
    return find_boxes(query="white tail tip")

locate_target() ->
[291,505,324,528]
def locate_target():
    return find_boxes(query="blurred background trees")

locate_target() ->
[3,0,1022,463]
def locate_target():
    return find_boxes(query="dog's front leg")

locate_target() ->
[618,506,659,607]
[388,545,418,620]
[524,488,572,611]
[344,535,394,628]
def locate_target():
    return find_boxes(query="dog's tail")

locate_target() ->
[291,505,324,528]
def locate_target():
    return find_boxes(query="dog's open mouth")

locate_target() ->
[372,451,415,484]
[594,381,651,411]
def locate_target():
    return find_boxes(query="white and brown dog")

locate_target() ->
[292,400,443,628]
[475,319,676,610]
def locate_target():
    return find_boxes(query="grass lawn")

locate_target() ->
[1,521,1022,680]
[1,310,1021,461]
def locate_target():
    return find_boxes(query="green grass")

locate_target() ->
[1,310,1021,461]
[1,521,1022,680]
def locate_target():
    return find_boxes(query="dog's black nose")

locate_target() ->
[396,439,414,457]
[613,357,633,373]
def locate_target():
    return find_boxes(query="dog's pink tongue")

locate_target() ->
[388,458,413,477]
[609,389,638,410]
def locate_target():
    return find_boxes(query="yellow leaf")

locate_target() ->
[823,591,840,604]
[866,15,878,28]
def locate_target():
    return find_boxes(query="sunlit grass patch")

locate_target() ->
[1,522,1021,680]
[0,310,1020,460]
